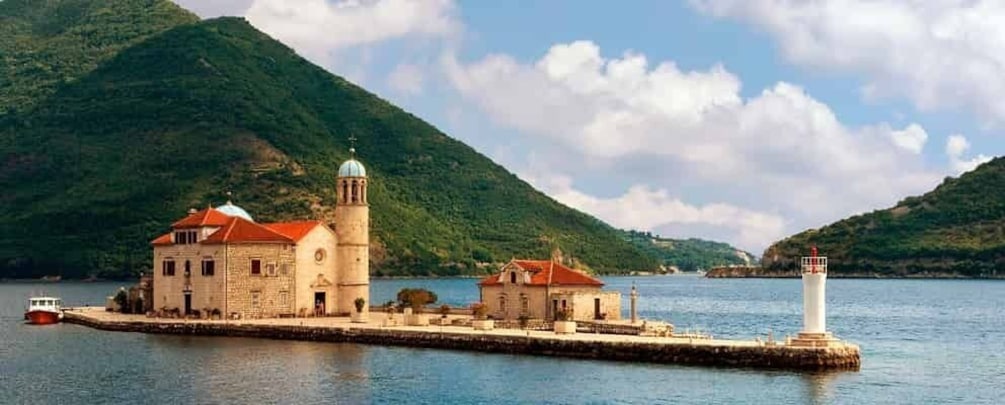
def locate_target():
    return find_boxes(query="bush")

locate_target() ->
[555,308,573,321]
[114,289,128,314]
[354,297,366,313]
[471,302,488,320]
[396,288,438,313]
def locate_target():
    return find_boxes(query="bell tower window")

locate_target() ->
[510,271,517,284]
[342,181,349,204]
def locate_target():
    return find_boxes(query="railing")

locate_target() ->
[800,256,828,274]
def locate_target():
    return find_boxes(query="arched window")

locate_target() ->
[184,260,191,277]
[342,181,349,204]
[360,181,367,203]
[499,295,507,312]
[351,180,358,203]
[510,271,517,284]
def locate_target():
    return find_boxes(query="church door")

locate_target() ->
[184,293,192,315]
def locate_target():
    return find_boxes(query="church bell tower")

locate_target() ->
[334,139,369,315]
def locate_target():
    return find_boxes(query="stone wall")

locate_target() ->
[64,313,861,371]
[224,244,296,318]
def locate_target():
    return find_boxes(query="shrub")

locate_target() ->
[114,289,128,314]
[354,297,366,313]
[555,308,573,322]
[471,302,488,320]
[396,288,438,313]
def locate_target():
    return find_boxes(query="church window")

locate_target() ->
[521,295,529,313]
[162,260,175,276]
[351,180,358,203]
[184,260,191,277]
[202,259,215,276]
[499,295,507,312]
[314,249,326,263]
[342,181,349,204]
[510,271,517,284]
[251,259,262,275]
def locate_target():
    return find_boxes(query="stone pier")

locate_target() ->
[62,308,860,372]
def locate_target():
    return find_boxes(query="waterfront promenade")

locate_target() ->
[64,307,860,371]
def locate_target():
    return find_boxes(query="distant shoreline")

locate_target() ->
[704,267,1005,280]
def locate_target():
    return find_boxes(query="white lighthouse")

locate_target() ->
[791,246,837,347]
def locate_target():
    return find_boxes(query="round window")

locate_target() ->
[314,249,326,263]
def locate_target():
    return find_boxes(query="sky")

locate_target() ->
[171,0,1004,253]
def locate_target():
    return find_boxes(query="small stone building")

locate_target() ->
[151,153,371,319]
[478,259,621,322]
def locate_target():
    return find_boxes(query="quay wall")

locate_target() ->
[63,313,860,372]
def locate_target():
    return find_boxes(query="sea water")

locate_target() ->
[1,276,1001,404]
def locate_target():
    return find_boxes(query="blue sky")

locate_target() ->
[174,0,1003,253]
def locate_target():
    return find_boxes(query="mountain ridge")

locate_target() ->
[762,157,1005,277]
[1,2,662,278]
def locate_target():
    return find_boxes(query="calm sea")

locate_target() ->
[1,276,1001,404]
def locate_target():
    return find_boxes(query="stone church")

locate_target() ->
[151,152,370,319]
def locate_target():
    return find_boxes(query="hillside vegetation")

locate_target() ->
[622,230,754,272]
[763,158,1005,277]
[1,0,662,279]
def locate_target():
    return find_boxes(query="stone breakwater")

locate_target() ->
[63,310,860,372]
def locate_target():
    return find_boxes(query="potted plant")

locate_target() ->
[351,297,367,323]
[554,308,576,334]
[471,302,493,331]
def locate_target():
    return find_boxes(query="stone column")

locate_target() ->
[630,283,638,324]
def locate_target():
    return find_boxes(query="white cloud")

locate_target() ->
[889,123,928,154]
[946,134,992,174]
[171,0,255,18]
[244,0,459,64]
[520,169,787,250]
[444,40,941,250]
[387,63,425,95]
[690,0,1005,125]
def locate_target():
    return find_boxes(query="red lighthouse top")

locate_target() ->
[801,246,827,274]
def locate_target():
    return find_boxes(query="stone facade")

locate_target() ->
[479,260,622,322]
[151,155,369,319]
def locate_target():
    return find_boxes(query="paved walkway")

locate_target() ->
[65,307,855,350]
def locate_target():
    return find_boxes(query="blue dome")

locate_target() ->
[217,201,254,222]
[338,159,367,177]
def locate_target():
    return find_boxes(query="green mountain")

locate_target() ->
[763,158,1005,277]
[0,0,659,279]
[622,230,754,272]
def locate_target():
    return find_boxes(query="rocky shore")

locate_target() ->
[63,308,860,371]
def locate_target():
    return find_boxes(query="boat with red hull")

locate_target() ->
[24,297,62,325]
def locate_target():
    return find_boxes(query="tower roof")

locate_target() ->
[338,158,367,177]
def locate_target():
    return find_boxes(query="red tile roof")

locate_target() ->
[171,208,231,229]
[479,260,604,287]
[262,221,323,242]
[202,217,293,244]
[151,233,172,246]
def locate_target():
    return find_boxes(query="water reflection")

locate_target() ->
[802,371,843,405]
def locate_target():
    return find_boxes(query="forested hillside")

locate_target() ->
[1,0,659,279]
